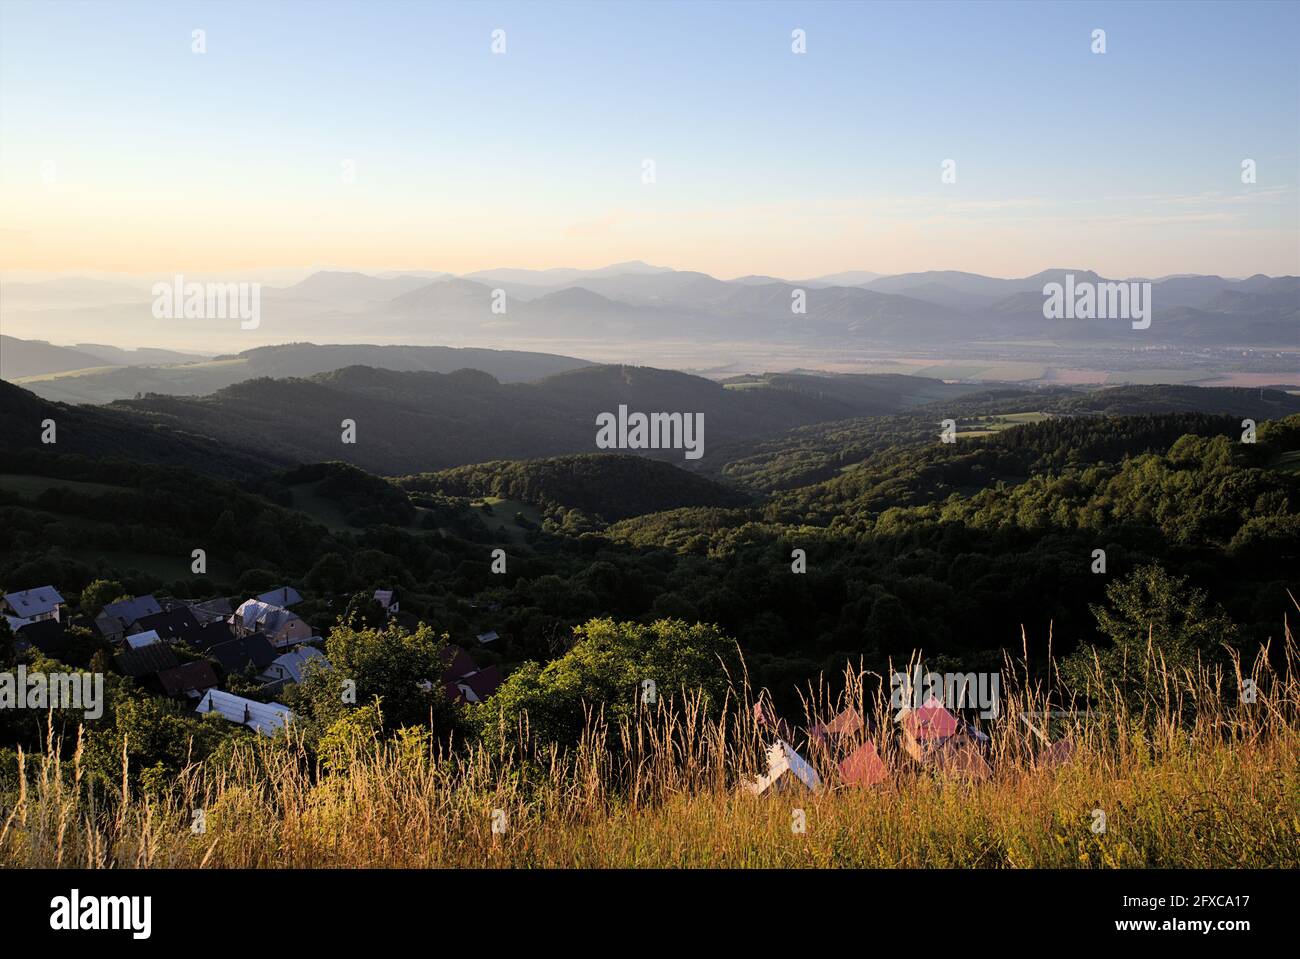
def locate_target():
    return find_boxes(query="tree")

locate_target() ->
[341,591,387,630]
[475,617,741,749]
[79,578,127,618]
[1062,563,1239,693]
[293,621,456,738]
[306,552,350,594]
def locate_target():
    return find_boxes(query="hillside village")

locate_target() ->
[1,582,503,735]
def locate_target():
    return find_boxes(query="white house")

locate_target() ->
[231,599,312,648]
[3,586,64,624]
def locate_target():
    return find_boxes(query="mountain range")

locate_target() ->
[4,263,1294,365]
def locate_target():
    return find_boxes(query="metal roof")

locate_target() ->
[3,586,64,618]
[196,689,293,737]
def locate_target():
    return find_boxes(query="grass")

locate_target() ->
[956,411,1050,439]
[470,497,545,544]
[2,616,1297,869]
[0,473,125,498]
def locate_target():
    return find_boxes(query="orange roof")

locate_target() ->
[838,741,889,787]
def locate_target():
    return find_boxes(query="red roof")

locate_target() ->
[838,741,889,787]
[900,698,958,741]
[439,645,478,683]
[461,665,502,700]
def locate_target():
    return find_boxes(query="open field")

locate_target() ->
[470,496,545,544]
[0,473,125,498]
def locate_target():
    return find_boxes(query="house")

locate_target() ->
[151,661,219,699]
[810,706,864,743]
[444,664,504,704]
[95,595,162,640]
[459,665,503,702]
[256,586,303,608]
[231,599,312,648]
[128,608,201,645]
[114,642,180,680]
[373,589,399,616]
[838,741,890,787]
[206,634,277,677]
[744,740,822,795]
[259,647,328,685]
[897,697,991,780]
[195,689,293,737]
[12,619,73,659]
[192,620,234,651]
[896,698,960,762]
[3,586,65,623]
[439,644,478,683]
[928,736,992,780]
[475,630,499,645]
[435,644,503,703]
[188,597,233,625]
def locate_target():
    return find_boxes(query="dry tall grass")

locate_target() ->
[3,625,1297,868]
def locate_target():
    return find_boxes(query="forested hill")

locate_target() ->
[398,453,749,523]
[710,384,1300,493]
[0,379,286,478]
[89,364,981,475]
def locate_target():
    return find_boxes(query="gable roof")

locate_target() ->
[195,689,293,736]
[193,620,234,650]
[256,586,302,608]
[461,665,503,701]
[898,698,959,742]
[115,642,180,679]
[811,706,864,740]
[839,741,890,787]
[745,739,822,795]
[154,660,219,698]
[3,586,64,618]
[261,646,328,684]
[234,599,300,635]
[14,618,72,657]
[207,634,277,674]
[373,589,396,609]
[438,644,478,683]
[131,608,201,643]
[101,595,163,628]
[475,630,499,644]
[188,597,234,624]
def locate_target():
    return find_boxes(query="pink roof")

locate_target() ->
[838,741,889,787]
[900,697,958,741]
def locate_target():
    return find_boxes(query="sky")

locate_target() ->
[1,0,1298,280]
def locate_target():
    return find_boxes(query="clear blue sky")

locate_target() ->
[2,0,1297,277]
